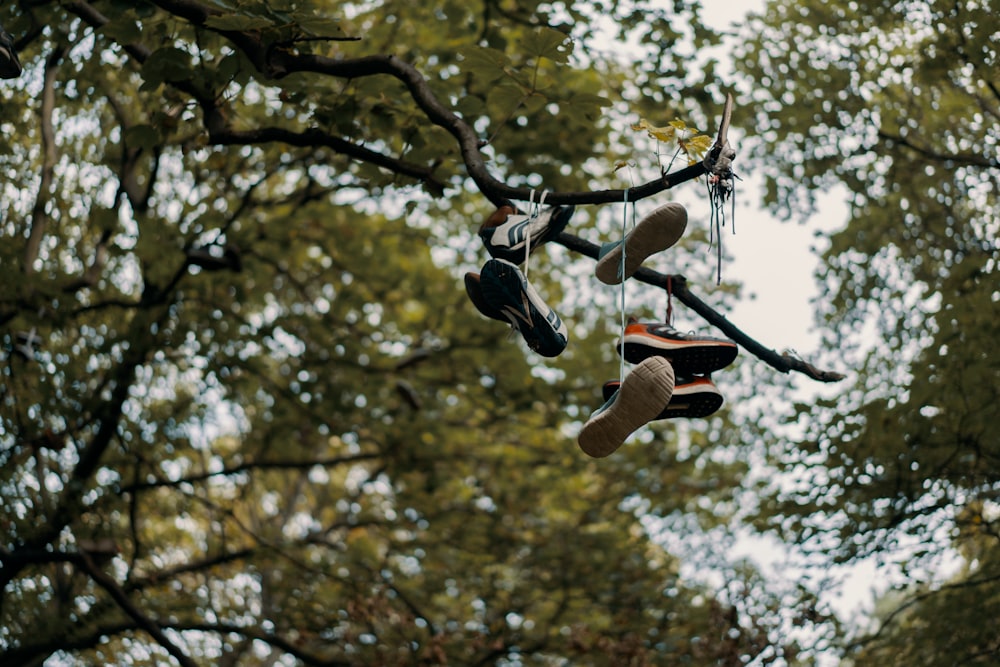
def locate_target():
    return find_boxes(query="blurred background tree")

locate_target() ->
[735,0,999,663]
[10,0,992,664]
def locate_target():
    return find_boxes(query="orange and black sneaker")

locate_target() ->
[602,375,724,420]
[617,321,737,376]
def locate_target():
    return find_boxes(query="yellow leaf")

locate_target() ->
[632,118,676,143]
[683,134,713,159]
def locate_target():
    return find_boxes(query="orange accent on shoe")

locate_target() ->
[627,329,724,347]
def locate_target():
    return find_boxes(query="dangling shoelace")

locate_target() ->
[618,188,635,385]
[523,189,548,282]
[707,161,739,285]
[665,274,674,326]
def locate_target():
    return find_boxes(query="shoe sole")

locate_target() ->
[578,356,675,458]
[595,202,687,285]
[603,379,724,419]
[478,259,567,358]
[619,331,738,375]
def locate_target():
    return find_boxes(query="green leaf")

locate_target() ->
[522,92,548,115]
[458,46,509,84]
[141,47,193,87]
[521,27,572,64]
[216,53,241,82]
[568,93,612,108]
[293,16,346,37]
[123,124,160,151]
[99,16,142,44]
[454,94,486,119]
[486,82,527,120]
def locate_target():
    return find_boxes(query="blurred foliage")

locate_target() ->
[735,0,999,663]
[0,1,812,666]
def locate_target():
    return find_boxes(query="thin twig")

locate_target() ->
[77,552,200,667]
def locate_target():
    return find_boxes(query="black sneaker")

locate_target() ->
[477,258,568,358]
[464,272,506,322]
[479,204,574,264]
[602,375,723,420]
[617,320,737,375]
[0,24,22,79]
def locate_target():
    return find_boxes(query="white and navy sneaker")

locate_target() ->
[478,258,568,358]
[616,319,737,376]
[479,204,574,264]
[602,374,723,420]
[0,24,22,79]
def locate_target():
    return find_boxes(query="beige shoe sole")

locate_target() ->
[595,202,687,285]
[578,356,675,458]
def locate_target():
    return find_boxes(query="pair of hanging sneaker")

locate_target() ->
[578,201,737,457]
[466,200,690,357]
[578,319,738,458]
[464,199,737,457]
[464,204,574,357]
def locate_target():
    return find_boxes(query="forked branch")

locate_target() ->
[77,0,843,382]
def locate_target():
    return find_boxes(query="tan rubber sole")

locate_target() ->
[578,356,675,458]
[595,202,687,285]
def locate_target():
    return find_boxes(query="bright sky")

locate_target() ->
[695,0,848,363]
[679,1,880,653]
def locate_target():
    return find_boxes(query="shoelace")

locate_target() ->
[523,188,536,280]
[504,189,549,343]
[618,189,635,384]
[707,145,738,285]
[523,189,549,282]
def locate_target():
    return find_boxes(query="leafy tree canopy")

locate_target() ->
[0,1,833,666]
[735,0,999,663]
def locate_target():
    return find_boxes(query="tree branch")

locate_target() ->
[555,231,846,382]
[73,0,841,383]
[146,0,706,207]
[77,552,200,667]
[256,51,709,206]
[0,621,136,667]
[120,452,384,493]
[876,129,1000,170]
[23,42,67,275]
[207,124,450,197]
